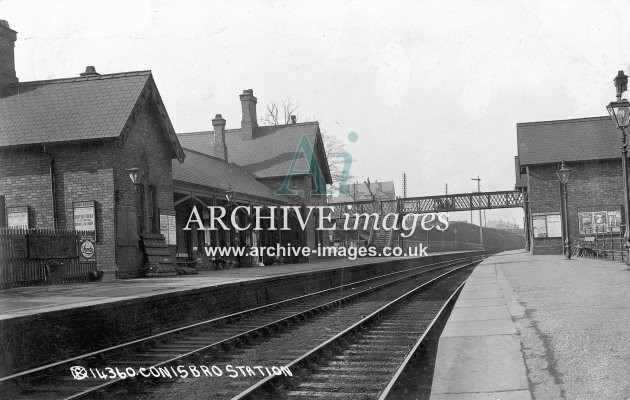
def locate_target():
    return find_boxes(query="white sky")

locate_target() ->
[2,0,629,226]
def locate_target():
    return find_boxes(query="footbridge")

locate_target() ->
[329,190,525,215]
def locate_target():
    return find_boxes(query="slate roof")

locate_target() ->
[0,70,185,160]
[172,149,291,204]
[517,116,619,166]
[177,122,332,183]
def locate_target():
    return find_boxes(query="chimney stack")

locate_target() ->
[212,114,228,161]
[239,89,258,140]
[80,66,100,77]
[290,115,297,124]
[0,20,18,96]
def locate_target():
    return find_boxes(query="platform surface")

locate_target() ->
[0,253,455,321]
[431,250,630,400]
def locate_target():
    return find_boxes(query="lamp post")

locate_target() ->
[606,70,630,264]
[557,161,572,259]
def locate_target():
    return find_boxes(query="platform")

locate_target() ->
[430,250,630,400]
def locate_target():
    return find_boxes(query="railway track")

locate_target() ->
[0,256,479,400]
[229,261,474,400]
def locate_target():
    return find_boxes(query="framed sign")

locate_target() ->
[160,213,177,245]
[532,212,561,238]
[532,215,548,238]
[578,208,622,235]
[73,201,96,239]
[6,206,29,229]
[546,214,562,238]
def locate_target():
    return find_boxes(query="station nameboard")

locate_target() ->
[6,206,29,229]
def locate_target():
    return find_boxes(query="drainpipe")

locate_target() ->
[43,146,57,229]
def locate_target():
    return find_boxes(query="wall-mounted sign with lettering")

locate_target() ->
[578,209,622,235]
[6,206,29,229]
[73,201,96,240]
[160,213,177,245]
[532,212,561,238]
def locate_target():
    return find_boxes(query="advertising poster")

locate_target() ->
[546,214,562,238]
[532,215,547,238]
[73,201,96,239]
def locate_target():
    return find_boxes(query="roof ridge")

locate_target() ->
[8,70,152,87]
[182,147,262,177]
[517,115,610,127]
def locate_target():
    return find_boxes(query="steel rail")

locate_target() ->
[0,255,470,385]
[377,281,465,399]
[230,258,480,400]
[2,255,478,399]
[59,257,469,400]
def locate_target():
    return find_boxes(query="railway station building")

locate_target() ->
[516,116,623,255]
[176,90,333,260]
[0,64,186,278]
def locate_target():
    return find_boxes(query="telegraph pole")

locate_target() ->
[471,176,483,245]
[402,173,407,198]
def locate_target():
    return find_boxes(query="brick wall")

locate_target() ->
[50,142,116,272]
[0,144,116,271]
[528,159,624,254]
[0,148,55,228]
[113,99,177,277]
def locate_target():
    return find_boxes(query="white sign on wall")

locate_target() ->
[6,206,29,229]
[160,213,177,245]
[73,201,96,239]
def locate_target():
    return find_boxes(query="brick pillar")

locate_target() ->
[239,89,258,140]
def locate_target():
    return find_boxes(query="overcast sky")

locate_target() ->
[2,0,629,226]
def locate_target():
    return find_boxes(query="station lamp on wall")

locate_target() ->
[225,184,235,204]
[606,70,630,265]
[125,166,141,186]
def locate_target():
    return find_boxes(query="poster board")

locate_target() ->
[532,215,548,238]
[532,212,561,238]
[160,213,177,245]
[578,209,622,234]
[73,201,96,240]
[546,214,562,238]
[6,206,29,229]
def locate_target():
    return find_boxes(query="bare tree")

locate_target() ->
[322,133,353,184]
[261,97,299,126]
[262,98,353,188]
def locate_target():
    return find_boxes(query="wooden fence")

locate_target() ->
[0,227,98,288]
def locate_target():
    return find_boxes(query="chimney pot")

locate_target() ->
[80,66,100,77]
[290,115,297,124]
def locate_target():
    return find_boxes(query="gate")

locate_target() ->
[0,228,98,288]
